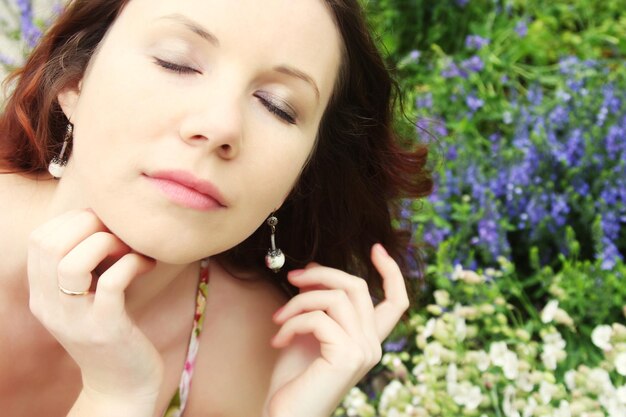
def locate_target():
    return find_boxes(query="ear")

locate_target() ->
[57,81,82,122]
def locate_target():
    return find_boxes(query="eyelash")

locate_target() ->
[154,58,297,125]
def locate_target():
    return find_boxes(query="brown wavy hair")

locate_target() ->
[0,0,433,308]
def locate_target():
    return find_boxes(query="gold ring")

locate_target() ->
[58,283,91,296]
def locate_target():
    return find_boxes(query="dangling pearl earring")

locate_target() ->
[48,123,72,179]
[265,214,285,273]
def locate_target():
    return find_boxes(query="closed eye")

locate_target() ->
[154,58,296,125]
[154,57,200,75]
[254,93,297,125]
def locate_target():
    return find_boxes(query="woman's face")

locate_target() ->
[57,0,342,263]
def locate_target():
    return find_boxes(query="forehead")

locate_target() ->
[109,0,343,100]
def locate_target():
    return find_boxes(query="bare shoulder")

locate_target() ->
[185,261,290,416]
[0,172,55,275]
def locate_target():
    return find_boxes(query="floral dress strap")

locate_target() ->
[164,258,210,417]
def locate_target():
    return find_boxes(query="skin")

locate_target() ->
[0,0,410,416]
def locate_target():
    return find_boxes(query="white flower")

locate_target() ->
[379,380,409,412]
[446,363,458,389]
[455,316,467,341]
[599,392,626,417]
[386,408,402,417]
[490,341,509,367]
[503,350,519,380]
[617,385,626,405]
[451,264,484,284]
[541,299,559,323]
[469,350,491,372]
[434,290,450,307]
[587,368,613,395]
[591,325,613,351]
[451,264,463,280]
[541,343,563,370]
[553,400,572,417]
[553,308,575,328]
[344,388,375,417]
[522,396,537,417]
[539,380,558,404]
[423,318,436,340]
[543,331,566,350]
[502,385,520,417]
[564,370,577,390]
[614,352,626,376]
[424,341,445,366]
[517,372,534,392]
[461,269,485,284]
[450,381,482,411]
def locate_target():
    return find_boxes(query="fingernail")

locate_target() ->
[375,243,389,257]
[273,306,285,319]
[287,269,305,279]
[270,334,281,347]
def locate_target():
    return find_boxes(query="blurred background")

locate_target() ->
[2,1,625,416]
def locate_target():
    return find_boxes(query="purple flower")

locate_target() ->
[408,50,421,61]
[600,238,622,271]
[17,0,43,48]
[515,19,529,37]
[550,194,570,227]
[432,117,449,137]
[446,145,458,161]
[441,61,467,79]
[461,55,485,72]
[416,116,448,137]
[399,199,412,224]
[602,83,622,114]
[466,94,485,112]
[465,35,490,49]
[601,187,620,207]
[572,176,590,196]
[526,194,549,231]
[456,0,469,6]
[564,128,585,166]
[549,105,569,128]
[423,224,449,247]
[566,78,585,93]
[383,337,408,352]
[556,89,572,102]
[476,200,509,260]
[559,56,580,75]
[0,53,19,67]
[596,106,609,127]
[605,123,626,156]
[527,85,543,106]
[489,172,508,199]
[415,93,433,110]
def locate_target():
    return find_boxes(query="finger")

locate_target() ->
[28,209,108,296]
[92,253,156,317]
[371,244,410,340]
[287,267,379,344]
[57,232,131,296]
[272,310,350,349]
[273,290,362,339]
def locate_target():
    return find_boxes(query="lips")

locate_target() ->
[144,170,227,210]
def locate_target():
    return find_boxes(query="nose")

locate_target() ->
[178,88,242,160]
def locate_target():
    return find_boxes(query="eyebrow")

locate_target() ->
[156,13,321,102]
[157,13,220,47]
[273,66,320,101]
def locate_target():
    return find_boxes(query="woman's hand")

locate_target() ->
[264,243,409,417]
[27,209,162,409]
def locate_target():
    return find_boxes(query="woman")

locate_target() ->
[0,0,432,416]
